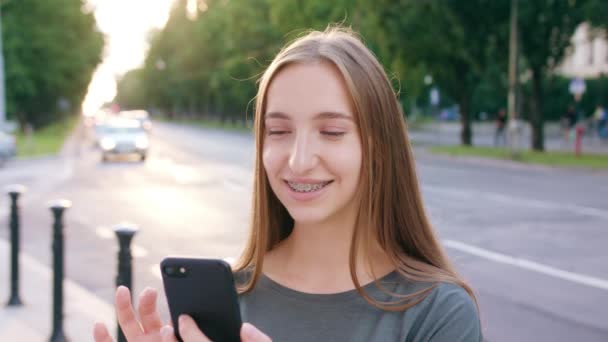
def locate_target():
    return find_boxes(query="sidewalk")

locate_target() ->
[0,238,115,341]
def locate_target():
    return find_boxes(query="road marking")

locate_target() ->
[444,239,608,291]
[424,185,608,220]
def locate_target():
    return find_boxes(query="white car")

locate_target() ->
[99,119,149,162]
[121,110,152,131]
[0,130,16,164]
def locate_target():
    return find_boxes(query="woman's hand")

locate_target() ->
[178,314,272,342]
[93,285,271,342]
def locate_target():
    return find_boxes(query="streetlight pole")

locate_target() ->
[508,0,520,157]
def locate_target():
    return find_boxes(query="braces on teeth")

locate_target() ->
[288,182,328,193]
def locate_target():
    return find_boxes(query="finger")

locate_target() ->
[161,325,178,342]
[137,287,163,333]
[241,323,272,342]
[179,315,211,342]
[93,322,114,342]
[115,286,144,339]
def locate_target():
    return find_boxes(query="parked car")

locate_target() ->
[120,110,151,131]
[99,119,149,162]
[0,130,16,164]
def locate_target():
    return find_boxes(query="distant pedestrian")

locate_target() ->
[593,105,606,139]
[561,105,577,143]
[494,108,507,147]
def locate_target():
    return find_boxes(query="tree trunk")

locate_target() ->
[459,94,472,146]
[530,68,545,151]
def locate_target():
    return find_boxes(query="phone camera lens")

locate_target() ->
[164,266,175,275]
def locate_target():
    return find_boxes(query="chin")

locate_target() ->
[286,207,332,226]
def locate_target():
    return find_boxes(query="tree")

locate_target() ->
[138,0,279,122]
[519,0,585,151]
[115,68,146,110]
[2,0,104,128]
[361,0,510,145]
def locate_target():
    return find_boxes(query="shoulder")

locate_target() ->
[426,283,477,311]
[233,267,253,285]
[415,282,482,342]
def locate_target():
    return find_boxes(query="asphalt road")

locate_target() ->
[0,121,606,341]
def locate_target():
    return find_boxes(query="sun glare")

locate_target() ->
[82,0,176,116]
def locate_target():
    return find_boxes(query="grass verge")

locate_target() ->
[429,145,608,170]
[16,115,79,157]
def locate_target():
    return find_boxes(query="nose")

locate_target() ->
[288,132,318,174]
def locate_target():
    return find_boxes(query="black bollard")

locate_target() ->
[114,223,139,342]
[7,184,26,306]
[49,199,71,342]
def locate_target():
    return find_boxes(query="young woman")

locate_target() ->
[94,27,482,342]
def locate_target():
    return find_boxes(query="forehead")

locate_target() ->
[265,61,354,118]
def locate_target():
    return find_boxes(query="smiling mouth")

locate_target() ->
[285,180,333,193]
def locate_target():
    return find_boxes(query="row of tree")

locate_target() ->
[116,0,607,151]
[2,0,104,129]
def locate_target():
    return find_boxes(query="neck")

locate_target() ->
[263,210,393,293]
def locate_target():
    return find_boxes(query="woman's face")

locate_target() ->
[263,61,362,225]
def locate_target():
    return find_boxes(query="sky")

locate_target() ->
[81,0,176,116]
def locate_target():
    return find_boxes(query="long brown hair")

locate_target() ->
[235,26,477,311]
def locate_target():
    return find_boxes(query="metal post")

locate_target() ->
[114,223,139,342]
[7,184,26,306]
[49,199,71,342]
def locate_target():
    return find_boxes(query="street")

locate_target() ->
[1,121,607,342]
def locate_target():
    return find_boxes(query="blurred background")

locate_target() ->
[0,0,607,341]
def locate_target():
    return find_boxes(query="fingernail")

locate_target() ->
[161,325,173,336]
[142,287,156,296]
[179,315,187,326]
[242,323,261,339]
[117,285,127,295]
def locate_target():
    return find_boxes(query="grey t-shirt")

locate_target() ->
[237,271,482,341]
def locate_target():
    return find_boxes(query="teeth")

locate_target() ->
[287,181,330,193]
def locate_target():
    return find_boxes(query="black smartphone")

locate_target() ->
[160,257,242,342]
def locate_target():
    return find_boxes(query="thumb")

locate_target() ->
[241,323,272,342]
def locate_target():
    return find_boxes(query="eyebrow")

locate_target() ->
[265,111,354,121]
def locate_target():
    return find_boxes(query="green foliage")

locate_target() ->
[340,0,511,145]
[125,0,281,123]
[114,0,597,152]
[16,115,79,156]
[518,0,586,151]
[115,68,146,110]
[3,0,104,129]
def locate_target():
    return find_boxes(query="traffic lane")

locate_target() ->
[425,187,608,279]
[0,175,250,324]
[150,121,255,168]
[415,155,608,211]
[153,121,608,211]
[448,249,608,342]
[66,139,251,316]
